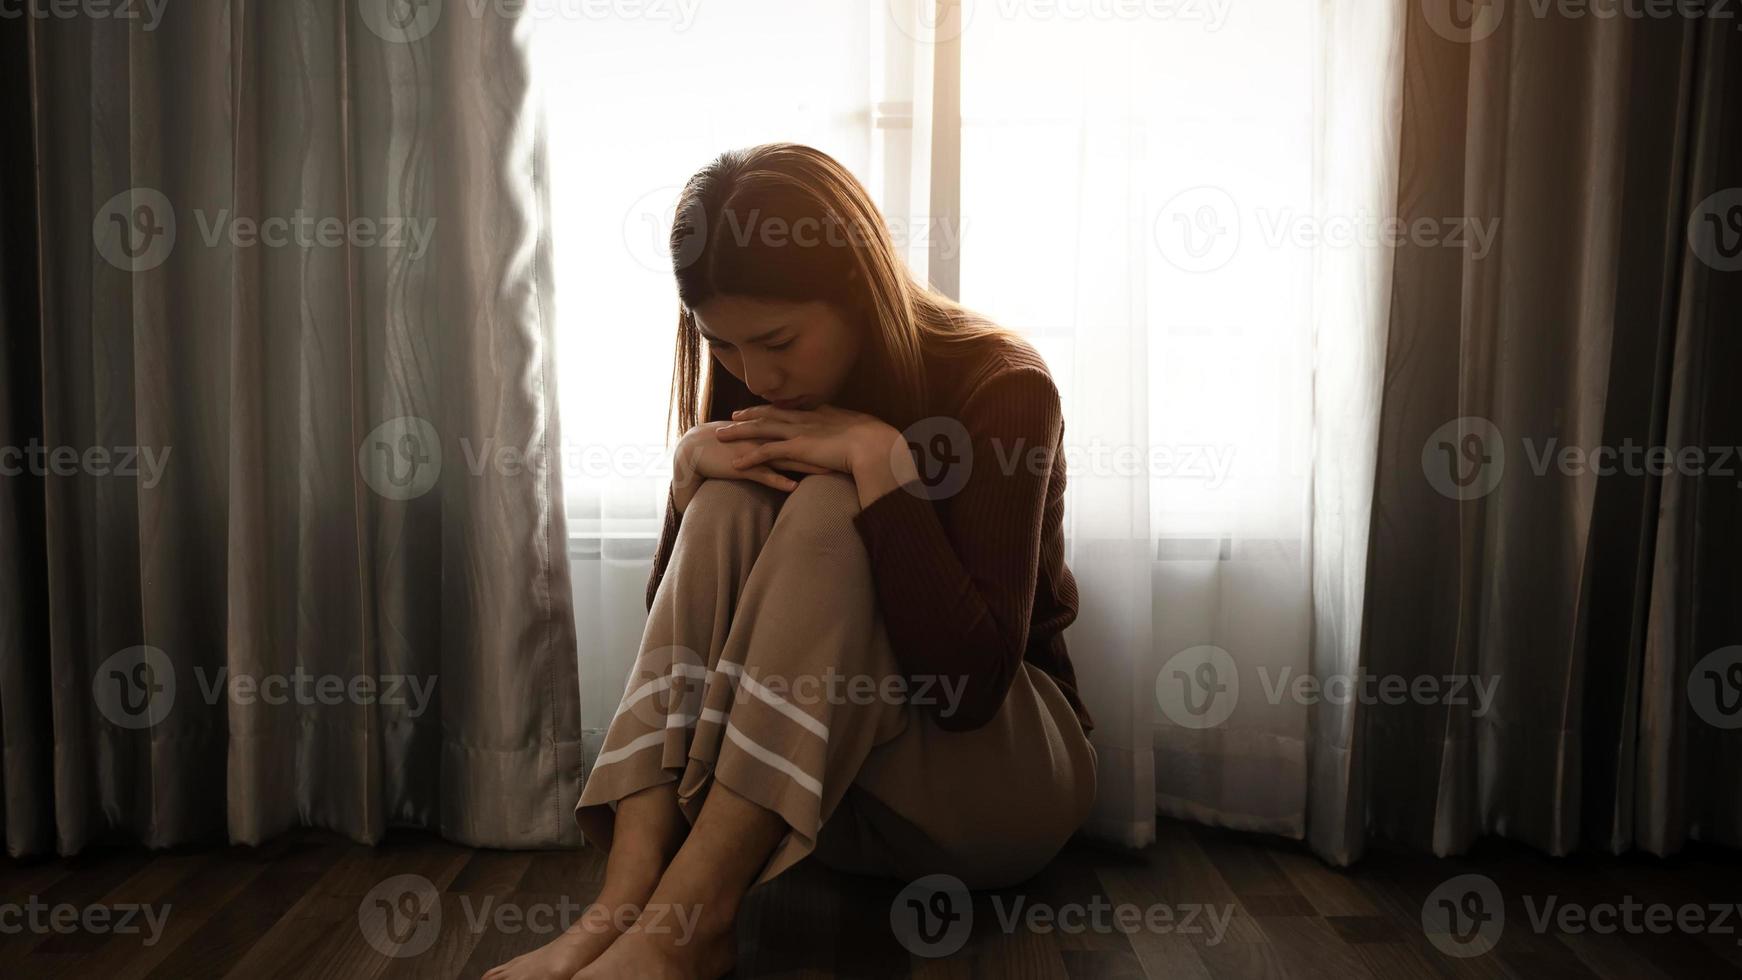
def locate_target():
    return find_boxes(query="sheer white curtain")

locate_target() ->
[536,0,1400,854]
[533,1,900,769]
[951,2,1400,849]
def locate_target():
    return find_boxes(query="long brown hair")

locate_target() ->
[665,142,1018,442]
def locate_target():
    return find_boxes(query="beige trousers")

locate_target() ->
[574,474,1098,889]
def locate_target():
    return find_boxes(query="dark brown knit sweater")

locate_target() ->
[645,334,1093,738]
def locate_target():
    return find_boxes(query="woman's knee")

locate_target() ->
[773,473,861,541]
[680,477,783,539]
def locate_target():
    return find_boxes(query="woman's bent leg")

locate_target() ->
[666,472,911,887]
[574,473,913,978]
[492,481,781,980]
[575,477,784,848]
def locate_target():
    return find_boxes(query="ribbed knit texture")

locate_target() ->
[646,337,1092,737]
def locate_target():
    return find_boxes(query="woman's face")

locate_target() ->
[690,295,863,410]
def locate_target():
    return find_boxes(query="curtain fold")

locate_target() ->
[1352,7,1742,862]
[947,4,1400,851]
[1,0,581,857]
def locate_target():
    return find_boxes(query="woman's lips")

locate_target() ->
[771,398,808,409]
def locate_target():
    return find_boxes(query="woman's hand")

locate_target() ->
[672,421,830,511]
[716,404,918,506]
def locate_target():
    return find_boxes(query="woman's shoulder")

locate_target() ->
[928,329,1062,419]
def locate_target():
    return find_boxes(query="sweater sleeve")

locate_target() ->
[850,367,1063,731]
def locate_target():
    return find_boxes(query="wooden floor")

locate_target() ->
[3,818,1739,979]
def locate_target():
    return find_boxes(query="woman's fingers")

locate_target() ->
[744,465,798,491]
[730,406,809,423]
[730,441,789,468]
[773,460,830,475]
[716,419,797,442]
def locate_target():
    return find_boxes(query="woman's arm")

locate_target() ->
[849,367,1064,732]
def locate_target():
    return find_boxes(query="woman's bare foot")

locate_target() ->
[572,900,736,980]
[483,852,667,980]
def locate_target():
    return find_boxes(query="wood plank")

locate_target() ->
[140,834,350,980]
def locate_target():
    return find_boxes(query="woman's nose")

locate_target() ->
[743,358,782,399]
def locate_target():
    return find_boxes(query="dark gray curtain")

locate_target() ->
[1320,8,1742,863]
[0,1,582,856]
